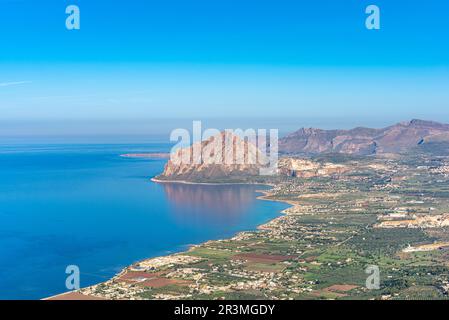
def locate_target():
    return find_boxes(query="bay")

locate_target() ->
[0,142,287,299]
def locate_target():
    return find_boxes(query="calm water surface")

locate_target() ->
[0,142,287,299]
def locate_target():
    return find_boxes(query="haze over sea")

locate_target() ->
[0,139,287,299]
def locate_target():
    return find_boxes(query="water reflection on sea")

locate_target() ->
[162,183,263,226]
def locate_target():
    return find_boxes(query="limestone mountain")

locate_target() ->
[155,131,269,181]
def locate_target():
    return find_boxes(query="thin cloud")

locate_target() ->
[0,81,32,87]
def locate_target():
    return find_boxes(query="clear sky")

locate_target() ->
[0,0,448,136]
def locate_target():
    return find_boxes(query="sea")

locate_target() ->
[0,140,287,299]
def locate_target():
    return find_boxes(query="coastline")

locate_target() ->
[47,177,293,300]
[120,153,170,159]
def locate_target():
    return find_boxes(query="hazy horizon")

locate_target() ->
[2,116,449,142]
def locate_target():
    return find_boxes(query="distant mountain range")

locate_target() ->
[279,119,449,155]
[155,119,449,182]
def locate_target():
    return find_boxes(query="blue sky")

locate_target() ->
[0,0,448,136]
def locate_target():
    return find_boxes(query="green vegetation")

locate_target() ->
[81,151,449,300]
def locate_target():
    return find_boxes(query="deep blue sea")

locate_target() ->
[0,141,287,300]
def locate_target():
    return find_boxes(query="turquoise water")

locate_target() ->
[0,142,287,300]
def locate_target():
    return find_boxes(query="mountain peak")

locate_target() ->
[408,119,446,127]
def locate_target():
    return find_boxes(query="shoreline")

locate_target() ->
[47,177,293,300]
[256,190,299,215]
[150,177,274,186]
